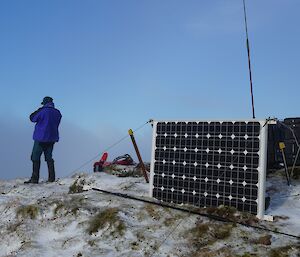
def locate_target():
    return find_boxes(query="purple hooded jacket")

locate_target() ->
[30,102,62,142]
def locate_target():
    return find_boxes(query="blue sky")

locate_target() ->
[0,0,299,179]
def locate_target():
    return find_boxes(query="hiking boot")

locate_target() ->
[24,161,40,184]
[24,179,38,184]
[47,159,55,182]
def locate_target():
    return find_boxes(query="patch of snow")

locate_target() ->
[0,170,299,256]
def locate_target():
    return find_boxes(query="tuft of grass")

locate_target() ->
[16,205,39,219]
[251,234,272,245]
[144,204,161,220]
[239,253,259,257]
[188,246,234,257]
[54,202,65,215]
[239,212,259,225]
[7,221,22,233]
[144,242,160,257]
[189,223,210,238]
[205,205,258,226]
[87,208,126,236]
[71,207,80,215]
[69,178,85,194]
[187,221,233,250]
[53,196,85,216]
[87,240,96,247]
[163,214,183,226]
[213,224,233,239]
[136,231,146,242]
[269,247,291,257]
[188,223,211,249]
[131,241,139,250]
[268,244,300,257]
[206,205,237,220]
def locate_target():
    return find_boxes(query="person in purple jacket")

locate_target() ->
[25,96,62,184]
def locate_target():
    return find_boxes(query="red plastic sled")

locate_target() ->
[93,152,108,172]
[93,153,135,172]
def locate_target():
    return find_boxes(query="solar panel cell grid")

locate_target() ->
[150,121,266,215]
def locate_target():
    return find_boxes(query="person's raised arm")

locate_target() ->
[29,108,42,122]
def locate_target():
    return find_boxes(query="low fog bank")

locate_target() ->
[0,115,152,180]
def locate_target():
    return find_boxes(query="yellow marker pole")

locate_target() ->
[128,129,149,183]
[279,142,291,186]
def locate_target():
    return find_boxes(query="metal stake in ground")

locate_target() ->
[128,129,149,183]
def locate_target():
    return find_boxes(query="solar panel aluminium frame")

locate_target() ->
[149,120,269,220]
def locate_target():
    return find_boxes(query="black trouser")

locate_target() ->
[31,141,54,162]
[30,141,56,182]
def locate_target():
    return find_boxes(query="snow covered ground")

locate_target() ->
[0,170,299,257]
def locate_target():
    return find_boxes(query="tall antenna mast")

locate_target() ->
[243,0,256,119]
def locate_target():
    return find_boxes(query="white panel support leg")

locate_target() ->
[257,121,268,220]
[149,121,157,198]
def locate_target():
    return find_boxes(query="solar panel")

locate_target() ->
[149,120,268,219]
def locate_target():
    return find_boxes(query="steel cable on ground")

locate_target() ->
[90,187,300,240]
[64,119,152,178]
